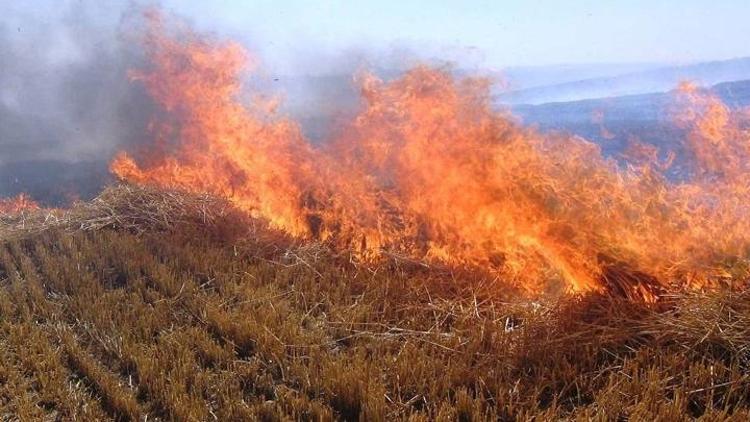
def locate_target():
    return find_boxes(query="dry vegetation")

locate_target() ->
[0,185,749,421]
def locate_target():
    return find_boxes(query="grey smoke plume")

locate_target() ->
[1,1,154,165]
[0,1,156,203]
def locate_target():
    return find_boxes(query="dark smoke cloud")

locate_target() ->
[0,1,155,203]
[1,1,154,163]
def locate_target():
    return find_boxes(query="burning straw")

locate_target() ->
[106,13,750,297]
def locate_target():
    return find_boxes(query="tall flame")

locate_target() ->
[112,14,750,296]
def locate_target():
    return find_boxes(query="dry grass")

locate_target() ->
[0,184,749,420]
[0,184,248,240]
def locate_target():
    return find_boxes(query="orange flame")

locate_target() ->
[0,193,40,214]
[112,14,750,297]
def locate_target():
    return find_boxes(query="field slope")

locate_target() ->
[0,186,749,421]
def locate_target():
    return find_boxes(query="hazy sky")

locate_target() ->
[4,0,749,71]
[159,0,749,69]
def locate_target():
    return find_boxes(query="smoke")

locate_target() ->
[1,2,156,163]
[0,1,156,203]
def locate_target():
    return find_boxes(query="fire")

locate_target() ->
[112,14,750,297]
[0,193,40,214]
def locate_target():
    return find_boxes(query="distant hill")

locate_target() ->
[499,57,750,104]
[513,79,750,128]
[512,80,750,165]
[496,62,663,91]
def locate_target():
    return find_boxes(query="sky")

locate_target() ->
[156,0,750,69]
[4,0,749,72]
